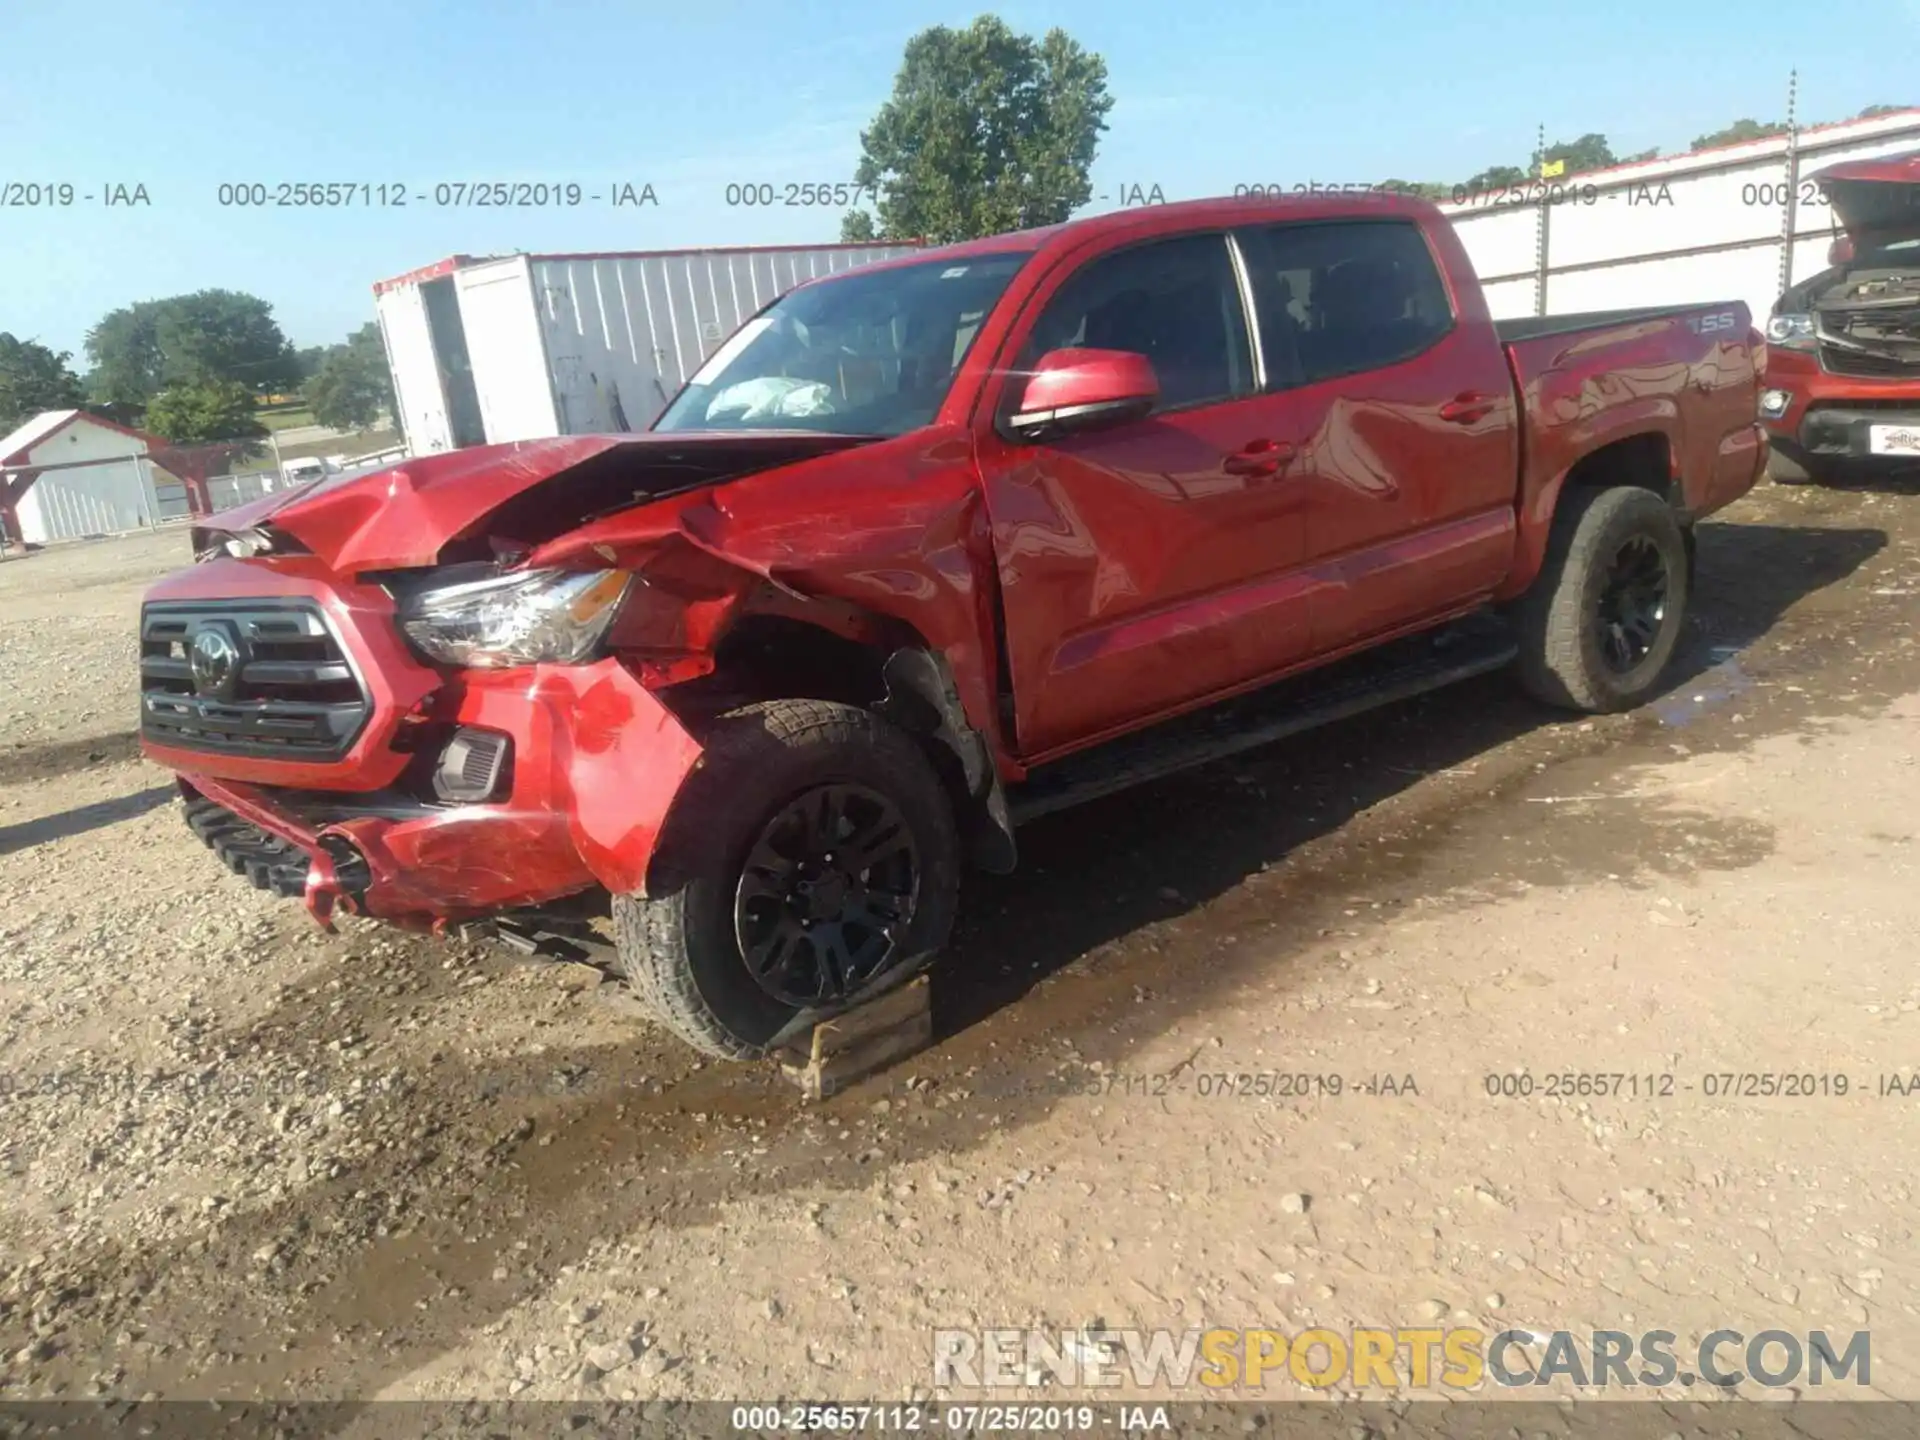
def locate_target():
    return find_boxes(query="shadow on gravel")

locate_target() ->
[1776,460,1920,497]
[932,518,1884,1037]
[0,785,174,857]
[8,516,1888,1401]
[0,731,142,786]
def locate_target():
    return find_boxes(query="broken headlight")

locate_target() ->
[398,568,632,668]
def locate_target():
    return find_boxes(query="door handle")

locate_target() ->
[1224,439,1298,477]
[1438,392,1497,425]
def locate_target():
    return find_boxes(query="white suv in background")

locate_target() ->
[278,456,331,488]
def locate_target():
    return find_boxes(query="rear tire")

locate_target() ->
[1513,486,1690,714]
[614,699,960,1060]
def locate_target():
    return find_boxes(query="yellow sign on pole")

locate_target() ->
[1539,158,1567,179]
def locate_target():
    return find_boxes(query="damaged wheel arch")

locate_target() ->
[644,614,1018,885]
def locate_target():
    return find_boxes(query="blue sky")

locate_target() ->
[1,0,1915,365]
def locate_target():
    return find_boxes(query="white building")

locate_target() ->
[0,409,170,546]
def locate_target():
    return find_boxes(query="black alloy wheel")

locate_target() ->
[1593,533,1672,675]
[1511,485,1690,714]
[733,782,920,1008]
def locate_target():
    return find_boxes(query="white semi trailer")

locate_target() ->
[373,241,922,456]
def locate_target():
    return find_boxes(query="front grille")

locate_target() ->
[140,601,371,760]
[1818,305,1920,378]
[1820,343,1920,378]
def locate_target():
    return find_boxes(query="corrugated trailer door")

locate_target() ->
[376,285,455,455]
[454,256,562,443]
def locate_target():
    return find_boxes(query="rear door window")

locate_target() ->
[1244,221,1455,389]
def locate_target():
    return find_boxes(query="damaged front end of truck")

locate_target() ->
[1764,151,1920,480]
[1806,165,1920,377]
[140,433,1012,954]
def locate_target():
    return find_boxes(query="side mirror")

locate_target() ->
[1003,348,1158,442]
[1828,234,1855,266]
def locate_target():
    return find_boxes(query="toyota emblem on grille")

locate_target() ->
[188,626,242,698]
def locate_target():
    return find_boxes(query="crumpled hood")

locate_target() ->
[193,432,873,574]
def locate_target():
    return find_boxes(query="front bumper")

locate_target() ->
[1762,347,1920,465]
[141,559,707,930]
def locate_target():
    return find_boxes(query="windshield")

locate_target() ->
[653,252,1034,436]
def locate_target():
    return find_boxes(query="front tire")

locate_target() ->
[1513,486,1690,713]
[615,699,960,1060]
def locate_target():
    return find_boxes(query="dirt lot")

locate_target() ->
[2,478,1918,1408]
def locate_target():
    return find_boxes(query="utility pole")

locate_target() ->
[1534,122,1551,317]
[1779,68,1801,296]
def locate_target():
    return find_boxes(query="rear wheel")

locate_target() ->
[1513,486,1690,713]
[614,699,960,1060]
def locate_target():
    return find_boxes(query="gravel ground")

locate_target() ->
[1,480,1918,1407]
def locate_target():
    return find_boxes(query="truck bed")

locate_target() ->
[1494,303,1736,343]
[1495,297,1762,588]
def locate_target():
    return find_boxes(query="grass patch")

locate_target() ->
[256,407,317,432]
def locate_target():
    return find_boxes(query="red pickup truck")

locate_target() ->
[141,194,1766,1058]
[1763,148,1920,482]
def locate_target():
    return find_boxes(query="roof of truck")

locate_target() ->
[819,191,1438,280]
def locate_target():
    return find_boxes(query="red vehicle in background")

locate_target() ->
[1763,149,1920,483]
[139,194,1766,1059]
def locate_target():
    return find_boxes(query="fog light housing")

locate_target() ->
[432,728,512,804]
[1759,389,1792,418]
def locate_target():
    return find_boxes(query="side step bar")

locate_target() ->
[1007,615,1518,824]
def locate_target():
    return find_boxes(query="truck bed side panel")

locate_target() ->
[1497,302,1764,599]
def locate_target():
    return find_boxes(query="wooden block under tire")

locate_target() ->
[781,976,933,1100]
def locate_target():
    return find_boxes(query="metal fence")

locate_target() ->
[1436,106,1920,323]
[205,470,286,515]
[2,451,183,546]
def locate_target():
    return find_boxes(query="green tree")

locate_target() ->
[843,15,1114,244]
[1452,132,1627,198]
[154,291,300,396]
[1858,104,1907,119]
[143,380,270,446]
[1691,118,1789,151]
[1376,179,1452,201]
[1539,133,1617,174]
[840,209,878,242]
[1458,163,1530,195]
[0,334,86,434]
[83,304,165,410]
[304,323,396,432]
[84,291,299,410]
